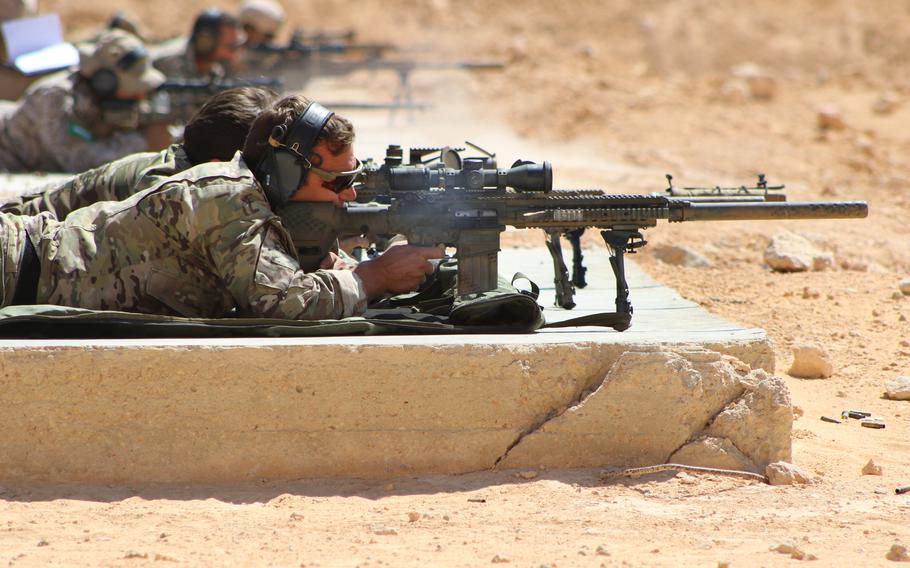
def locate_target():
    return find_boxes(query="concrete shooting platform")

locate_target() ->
[0,244,783,484]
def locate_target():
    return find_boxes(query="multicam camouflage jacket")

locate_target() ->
[0,144,192,218]
[0,73,148,173]
[5,153,368,319]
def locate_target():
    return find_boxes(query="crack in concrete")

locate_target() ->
[662,388,758,471]
[491,352,761,470]
[492,373,610,468]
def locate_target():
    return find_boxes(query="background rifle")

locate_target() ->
[287,27,357,45]
[151,77,284,123]
[247,36,393,62]
[278,156,867,331]
[257,54,504,109]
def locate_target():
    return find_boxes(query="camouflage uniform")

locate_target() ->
[151,38,233,79]
[0,73,149,173]
[0,143,191,218]
[150,38,200,79]
[7,153,367,320]
[0,212,35,305]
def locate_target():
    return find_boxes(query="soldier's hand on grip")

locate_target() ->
[354,245,443,299]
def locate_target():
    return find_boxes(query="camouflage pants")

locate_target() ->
[0,213,30,307]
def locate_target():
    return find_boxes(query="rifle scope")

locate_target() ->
[382,158,552,193]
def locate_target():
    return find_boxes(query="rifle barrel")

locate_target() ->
[677,201,868,222]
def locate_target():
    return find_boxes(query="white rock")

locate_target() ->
[788,343,834,379]
[899,279,910,295]
[371,525,398,536]
[764,232,833,273]
[862,459,883,476]
[652,244,711,268]
[765,462,812,485]
[885,376,910,401]
[817,104,847,130]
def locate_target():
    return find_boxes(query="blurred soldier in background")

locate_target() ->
[152,8,245,79]
[239,0,285,48]
[0,29,173,173]
[236,0,285,73]
[1,86,277,217]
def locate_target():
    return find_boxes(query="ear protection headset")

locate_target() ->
[255,102,334,208]
[190,8,226,59]
[88,45,148,100]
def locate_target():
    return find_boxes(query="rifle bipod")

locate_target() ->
[566,228,588,289]
[540,229,645,331]
[602,229,645,331]
[543,229,576,310]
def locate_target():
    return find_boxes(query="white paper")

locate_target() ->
[13,42,79,75]
[1,14,78,74]
[2,14,64,61]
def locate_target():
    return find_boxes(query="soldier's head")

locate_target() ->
[78,30,165,101]
[243,94,359,209]
[189,8,245,72]
[238,0,285,46]
[182,86,278,165]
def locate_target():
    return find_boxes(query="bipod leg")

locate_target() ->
[566,228,588,288]
[543,229,576,309]
[600,230,645,332]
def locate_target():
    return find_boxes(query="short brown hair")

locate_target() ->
[183,86,278,164]
[241,94,355,170]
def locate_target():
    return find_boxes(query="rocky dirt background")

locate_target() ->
[1,0,909,565]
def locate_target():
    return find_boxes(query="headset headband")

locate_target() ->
[257,102,334,208]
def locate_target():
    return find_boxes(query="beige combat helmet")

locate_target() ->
[78,29,165,99]
[238,0,285,37]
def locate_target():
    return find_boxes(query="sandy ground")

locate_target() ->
[2,0,909,566]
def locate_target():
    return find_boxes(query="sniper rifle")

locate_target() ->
[277,154,867,331]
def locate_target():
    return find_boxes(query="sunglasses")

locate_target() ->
[309,158,364,193]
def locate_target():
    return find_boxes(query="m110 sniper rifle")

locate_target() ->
[278,147,868,331]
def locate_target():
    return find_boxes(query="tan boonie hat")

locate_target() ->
[238,0,285,35]
[79,29,165,96]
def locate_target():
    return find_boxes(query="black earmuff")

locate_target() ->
[87,45,148,99]
[257,102,334,209]
[89,68,119,99]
